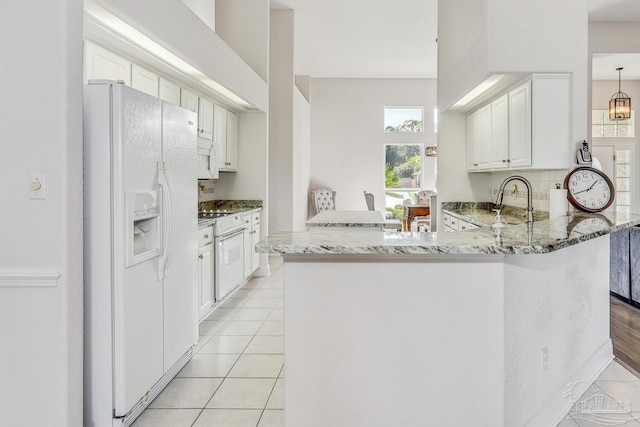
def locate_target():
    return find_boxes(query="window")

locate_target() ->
[384,107,424,132]
[615,149,632,214]
[592,110,635,138]
[384,144,422,219]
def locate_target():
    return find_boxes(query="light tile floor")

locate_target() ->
[132,255,640,426]
[132,256,285,427]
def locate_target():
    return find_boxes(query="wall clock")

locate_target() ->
[563,167,615,213]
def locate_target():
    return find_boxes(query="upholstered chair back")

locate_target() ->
[310,188,336,216]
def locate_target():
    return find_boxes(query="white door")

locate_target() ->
[592,145,614,178]
[476,104,492,170]
[466,112,478,170]
[251,222,261,273]
[216,230,244,301]
[161,101,198,371]
[112,85,164,416]
[199,97,214,141]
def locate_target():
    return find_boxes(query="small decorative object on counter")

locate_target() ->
[491,208,505,229]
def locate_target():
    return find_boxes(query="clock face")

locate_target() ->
[563,167,615,213]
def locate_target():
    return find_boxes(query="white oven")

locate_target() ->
[197,141,219,179]
[214,213,244,301]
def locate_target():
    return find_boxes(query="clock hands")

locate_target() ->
[572,178,602,195]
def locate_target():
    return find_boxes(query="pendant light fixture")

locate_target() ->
[609,67,631,120]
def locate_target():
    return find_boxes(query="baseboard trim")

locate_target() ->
[526,339,613,427]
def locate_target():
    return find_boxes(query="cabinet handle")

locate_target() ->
[199,254,204,259]
[502,159,508,163]
[507,159,511,163]
[204,234,209,238]
[474,163,478,166]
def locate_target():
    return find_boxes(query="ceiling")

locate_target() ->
[269,0,640,80]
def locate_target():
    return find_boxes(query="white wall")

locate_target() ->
[216,0,270,81]
[309,78,437,213]
[181,0,216,31]
[293,88,311,229]
[0,0,83,425]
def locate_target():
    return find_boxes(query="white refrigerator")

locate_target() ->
[83,81,198,427]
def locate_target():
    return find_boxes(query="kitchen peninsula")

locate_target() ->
[257,212,640,426]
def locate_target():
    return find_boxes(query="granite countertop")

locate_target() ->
[442,202,549,227]
[257,211,640,256]
[306,210,387,228]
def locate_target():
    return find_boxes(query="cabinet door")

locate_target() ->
[611,229,631,299]
[251,223,261,273]
[466,112,479,171]
[181,89,199,114]
[243,214,252,279]
[131,64,159,97]
[491,95,509,169]
[226,111,238,170]
[84,40,131,85]
[198,97,214,141]
[159,78,181,105]
[476,104,492,170]
[198,244,214,320]
[214,104,228,169]
[509,81,532,168]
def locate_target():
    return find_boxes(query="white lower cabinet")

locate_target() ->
[198,227,214,321]
[442,211,481,232]
[243,210,261,278]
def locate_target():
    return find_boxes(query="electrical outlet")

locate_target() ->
[541,346,548,372]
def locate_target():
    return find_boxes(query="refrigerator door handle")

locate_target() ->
[163,166,176,278]
[157,162,175,280]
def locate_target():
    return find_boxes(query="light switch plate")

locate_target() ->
[29,172,46,200]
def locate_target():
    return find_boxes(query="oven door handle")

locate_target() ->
[218,228,245,241]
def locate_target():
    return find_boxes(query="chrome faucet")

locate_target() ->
[494,176,534,225]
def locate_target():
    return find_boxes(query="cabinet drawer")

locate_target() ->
[443,213,451,227]
[459,221,480,231]
[252,213,261,225]
[198,227,213,246]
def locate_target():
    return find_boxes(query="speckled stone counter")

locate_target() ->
[198,199,263,213]
[441,202,549,227]
[259,211,640,256]
[306,210,388,230]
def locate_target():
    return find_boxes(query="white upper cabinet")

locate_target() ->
[508,81,532,168]
[466,74,570,172]
[84,40,131,85]
[214,105,239,171]
[226,111,238,170]
[180,89,199,115]
[159,78,181,105]
[466,104,491,171]
[131,64,159,97]
[198,97,214,141]
[214,104,228,169]
[490,95,509,169]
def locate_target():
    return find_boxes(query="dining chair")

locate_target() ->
[309,188,336,216]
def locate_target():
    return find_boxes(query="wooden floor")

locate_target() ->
[611,295,640,374]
